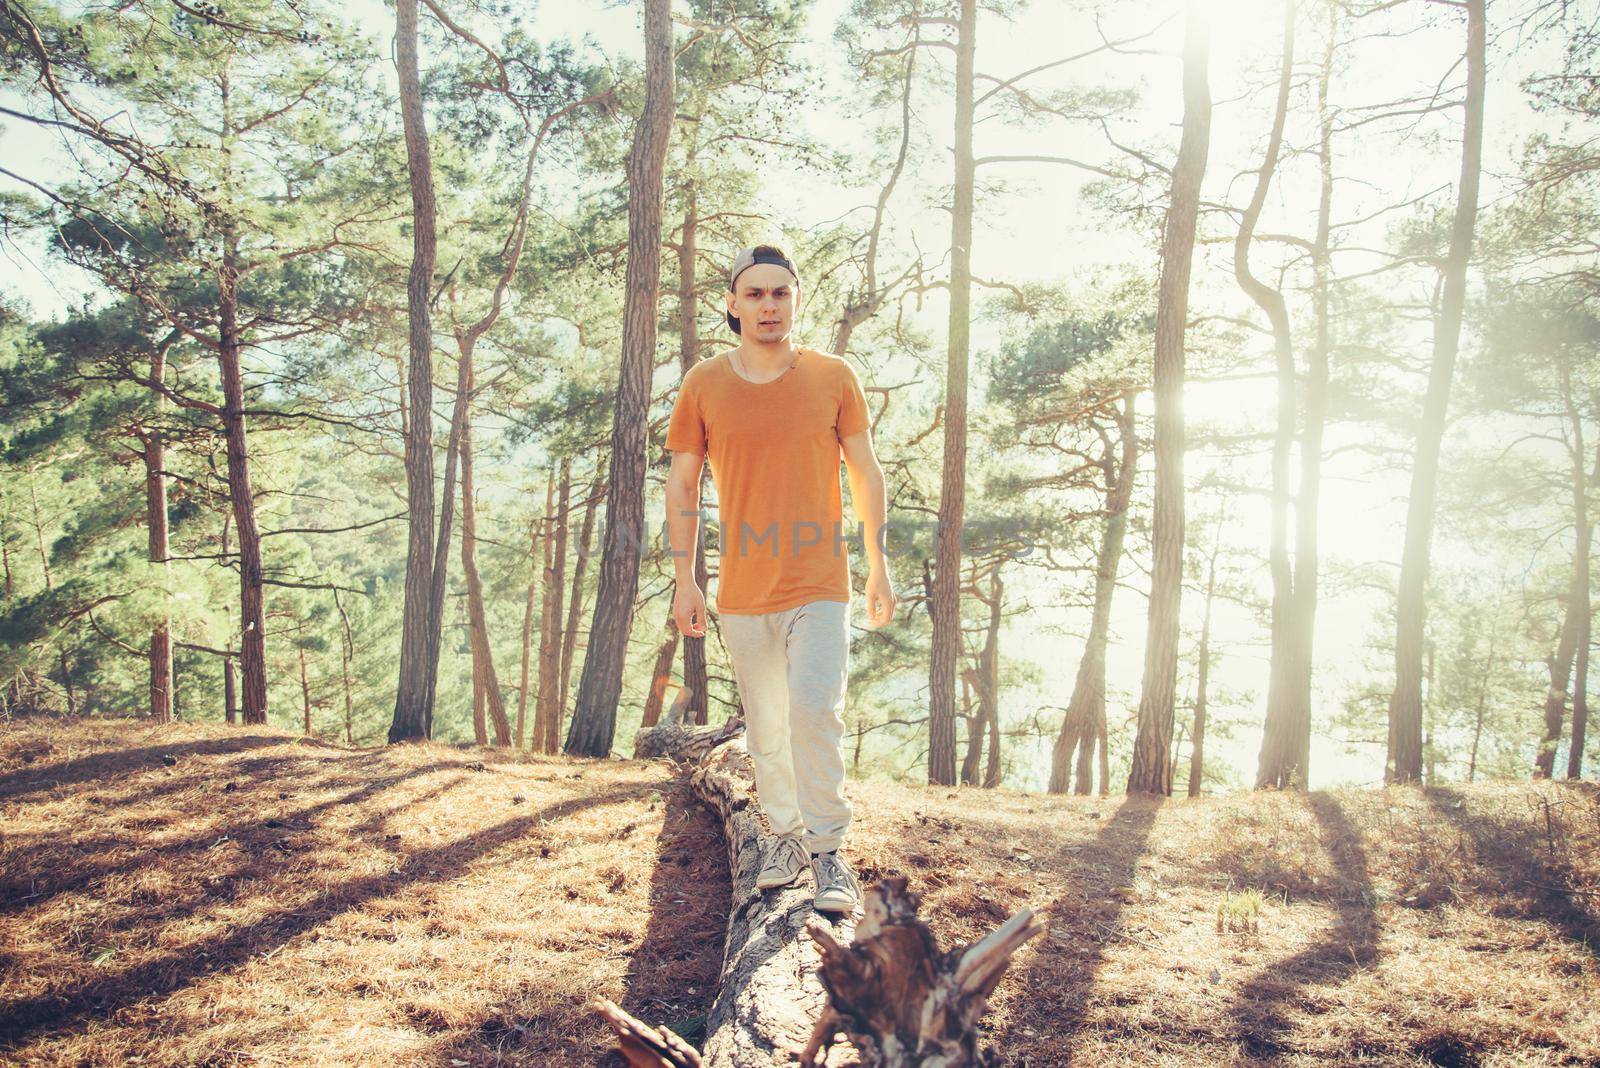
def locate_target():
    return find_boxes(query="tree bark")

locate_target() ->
[473,669,489,746]
[1387,0,1485,783]
[390,0,441,743]
[1128,3,1211,796]
[566,0,674,756]
[1051,394,1136,795]
[928,0,977,787]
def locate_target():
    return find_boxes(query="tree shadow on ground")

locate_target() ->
[0,755,451,916]
[0,782,643,1050]
[1427,784,1600,961]
[989,793,1165,1065]
[429,774,734,1067]
[1224,792,1381,1060]
[0,734,284,800]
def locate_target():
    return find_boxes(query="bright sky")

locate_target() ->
[1,0,1567,789]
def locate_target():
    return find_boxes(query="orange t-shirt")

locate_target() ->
[666,345,872,615]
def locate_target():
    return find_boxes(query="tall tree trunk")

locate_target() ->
[140,337,175,724]
[220,237,266,726]
[299,646,312,736]
[676,188,711,727]
[540,463,572,753]
[1425,640,1437,787]
[389,0,440,743]
[983,566,1003,789]
[566,0,674,756]
[26,467,74,715]
[1539,587,1581,779]
[0,485,13,601]
[1237,3,1304,790]
[420,341,473,742]
[1388,0,1485,783]
[335,590,355,746]
[473,678,488,746]
[960,664,983,787]
[1569,436,1598,778]
[961,567,1004,788]
[1188,521,1222,798]
[459,350,512,746]
[642,617,681,729]
[1468,625,1494,782]
[1287,6,1336,785]
[1542,366,1593,776]
[562,478,602,720]
[1570,605,1591,779]
[1128,3,1212,796]
[222,518,237,725]
[1051,394,1136,794]
[928,0,977,787]
[518,511,541,749]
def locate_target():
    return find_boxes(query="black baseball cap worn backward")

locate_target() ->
[727,246,799,334]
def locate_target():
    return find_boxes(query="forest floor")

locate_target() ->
[1,718,1598,1067]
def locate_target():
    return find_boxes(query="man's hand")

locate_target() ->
[862,567,897,629]
[673,582,708,639]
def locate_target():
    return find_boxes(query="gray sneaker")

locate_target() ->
[755,834,807,890]
[810,850,861,914]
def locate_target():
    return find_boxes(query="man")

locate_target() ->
[664,244,897,915]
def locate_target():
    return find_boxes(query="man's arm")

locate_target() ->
[842,428,896,627]
[666,449,708,636]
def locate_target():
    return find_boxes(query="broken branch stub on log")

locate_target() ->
[591,997,702,1067]
[632,684,742,762]
[801,877,1046,1068]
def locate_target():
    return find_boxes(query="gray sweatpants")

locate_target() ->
[720,598,853,854]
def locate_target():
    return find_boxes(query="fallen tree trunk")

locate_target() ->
[599,686,1045,1067]
[634,687,836,1063]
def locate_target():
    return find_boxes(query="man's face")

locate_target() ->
[727,263,799,343]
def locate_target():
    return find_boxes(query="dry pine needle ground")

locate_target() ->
[1,718,1597,1066]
